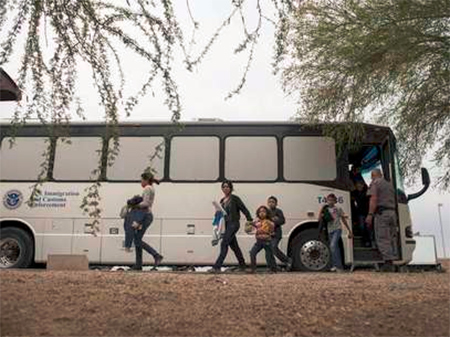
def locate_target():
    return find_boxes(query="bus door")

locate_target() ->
[352,139,399,262]
[380,139,403,260]
[351,142,394,263]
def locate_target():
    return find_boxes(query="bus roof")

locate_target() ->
[0,120,394,144]
[0,119,391,128]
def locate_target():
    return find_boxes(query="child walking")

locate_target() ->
[248,205,277,273]
[120,195,146,252]
[319,193,353,272]
[211,201,226,246]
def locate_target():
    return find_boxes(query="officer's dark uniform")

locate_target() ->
[368,178,399,261]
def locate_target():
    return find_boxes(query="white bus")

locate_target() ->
[0,121,429,271]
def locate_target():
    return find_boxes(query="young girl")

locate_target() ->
[249,205,277,273]
[319,193,353,272]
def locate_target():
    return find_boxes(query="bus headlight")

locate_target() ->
[405,226,413,238]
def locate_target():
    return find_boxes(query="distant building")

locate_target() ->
[0,68,21,101]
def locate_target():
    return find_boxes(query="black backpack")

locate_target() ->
[317,205,332,241]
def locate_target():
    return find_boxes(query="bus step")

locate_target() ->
[352,236,375,248]
[350,261,383,272]
[353,236,365,247]
[353,247,382,261]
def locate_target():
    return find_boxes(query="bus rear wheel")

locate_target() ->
[0,227,33,269]
[291,228,331,272]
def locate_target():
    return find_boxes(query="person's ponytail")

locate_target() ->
[141,171,161,185]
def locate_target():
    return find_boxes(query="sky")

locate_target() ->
[0,0,449,257]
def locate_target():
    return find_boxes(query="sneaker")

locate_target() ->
[207,267,221,273]
[330,267,337,272]
[237,265,247,272]
[227,265,246,273]
[154,255,163,266]
[286,258,293,271]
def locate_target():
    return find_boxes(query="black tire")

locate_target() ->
[0,227,34,269]
[291,228,331,272]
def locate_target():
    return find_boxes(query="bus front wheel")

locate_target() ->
[291,228,331,272]
[0,227,34,269]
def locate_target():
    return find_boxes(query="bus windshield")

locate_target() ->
[359,146,382,187]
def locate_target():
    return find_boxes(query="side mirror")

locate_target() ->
[421,167,430,186]
[407,168,430,201]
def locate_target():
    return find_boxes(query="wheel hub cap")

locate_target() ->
[0,238,21,268]
[300,240,329,271]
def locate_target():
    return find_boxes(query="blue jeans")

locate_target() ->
[250,239,277,271]
[271,227,289,264]
[329,229,343,269]
[213,221,246,269]
[134,213,160,268]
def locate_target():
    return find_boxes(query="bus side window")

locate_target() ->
[107,137,165,181]
[53,137,103,181]
[170,136,220,181]
[283,137,336,181]
[225,137,278,181]
[0,137,49,180]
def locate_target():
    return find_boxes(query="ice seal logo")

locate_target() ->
[3,190,23,210]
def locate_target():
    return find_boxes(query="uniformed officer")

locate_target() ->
[366,168,398,271]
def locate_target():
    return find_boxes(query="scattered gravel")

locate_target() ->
[1,266,449,336]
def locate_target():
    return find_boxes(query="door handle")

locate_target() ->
[187,224,195,235]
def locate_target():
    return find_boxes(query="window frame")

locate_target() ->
[223,135,279,183]
[282,135,338,183]
[105,136,167,182]
[0,136,53,182]
[52,136,104,182]
[168,135,221,183]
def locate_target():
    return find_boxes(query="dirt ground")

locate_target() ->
[1,265,449,337]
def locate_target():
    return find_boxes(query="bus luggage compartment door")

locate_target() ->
[72,219,101,264]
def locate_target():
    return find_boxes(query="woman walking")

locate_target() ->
[209,180,253,273]
[132,171,163,271]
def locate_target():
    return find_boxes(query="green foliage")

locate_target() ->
[1,0,184,124]
[280,0,450,188]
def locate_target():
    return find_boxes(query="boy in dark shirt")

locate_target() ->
[267,196,292,270]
